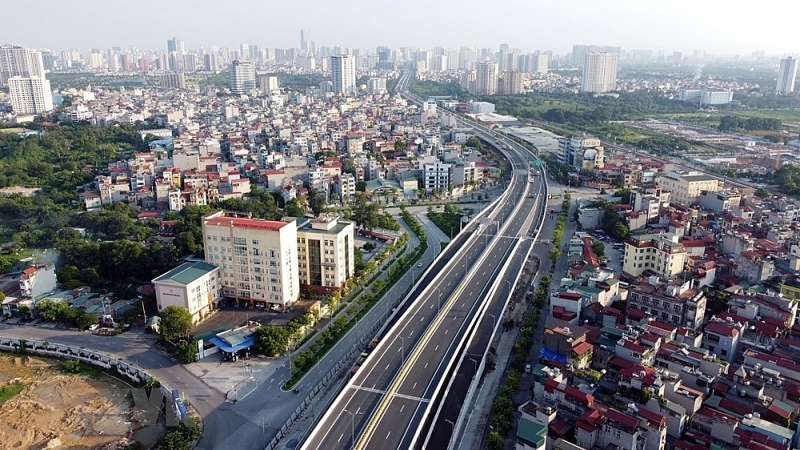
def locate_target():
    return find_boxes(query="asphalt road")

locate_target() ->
[302,101,547,449]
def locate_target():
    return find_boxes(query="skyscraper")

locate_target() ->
[500,70,524,95]
[0,45,44,85]
[581,53,618,93]
[330,55,356,94]
[229,60,256,94]
[776,57,798,94]
[167,37,185,54]
[301,29,310,53]
[474,61,498,95]
[8,76,53,114]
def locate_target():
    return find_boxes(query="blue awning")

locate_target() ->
[209,335,255,353]
[539,347,567,365]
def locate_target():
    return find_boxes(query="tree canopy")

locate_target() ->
[158,306,193,341]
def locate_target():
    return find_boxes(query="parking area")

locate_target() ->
[192,304,298,338]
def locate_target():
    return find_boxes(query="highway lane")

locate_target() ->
[303,105,542,449]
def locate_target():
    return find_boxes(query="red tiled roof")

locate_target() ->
[637,407,666,428]
[705,322,739,337]
[572,342,594,355]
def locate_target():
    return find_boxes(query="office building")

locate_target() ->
[330,55,356,94]
[229,59,256,95]
[204,53,218,72]
[301,29,310,53]
[160,72,186,89]
[581,53,618,93]
[294,215,355,291]
[202,210,299,308]
[8,75,53,115]
[776,57,798,94]
[152,261,221,323]
[0,45,44,85]
[474,61,498,95]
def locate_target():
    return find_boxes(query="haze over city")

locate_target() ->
[3,0,799,55]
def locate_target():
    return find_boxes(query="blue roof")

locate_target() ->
[209,335,254,353]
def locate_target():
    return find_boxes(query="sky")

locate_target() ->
[2,0,798,56]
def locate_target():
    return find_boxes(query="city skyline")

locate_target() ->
[3,0,799,56]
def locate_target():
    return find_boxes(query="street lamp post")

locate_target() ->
[344,409,362,450]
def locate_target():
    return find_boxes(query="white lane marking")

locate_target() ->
[445,329,449,335]
[424,362,428,369]
[338,434,344,442]
[386,431,391,440]
[412,382,417,389]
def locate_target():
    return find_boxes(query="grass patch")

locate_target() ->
[440,242,449,251]
[0,382,27,406]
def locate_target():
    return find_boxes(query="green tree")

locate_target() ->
[253,325,291,356]
[158,306,193,341]
[35,299,68,321]
[611,221,630,239]
[394,139,407,152]
[352,192,379,230]
[309,189,327,216]
[592,241,605,257]
[465,136,484,151]
[754,187,770,198]
[174,340,199,364]
[0,256,12,274]
[284,199,306,217]
[487,430,504,450]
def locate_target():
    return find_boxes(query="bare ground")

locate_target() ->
[0,354,144,450]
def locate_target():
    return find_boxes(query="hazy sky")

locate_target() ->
[2,0,798,55]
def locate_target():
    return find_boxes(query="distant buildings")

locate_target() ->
[572,44,621,68]
[229,59,255,95]
[330,55,356,94]
[0,44,44,85]
[656,170,721,206]
[259,75,280,94]
[581,53,618,93]
[500,70,524,95]
[679,89,733,105]
[776,56,798,94]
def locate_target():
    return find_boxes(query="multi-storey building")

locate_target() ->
[474,61,498,95]
[0,44,44,85]
[776,57,798,94]
[423,161,451,193]
[575,406,648,450]
[229,59,255,95]
[202,210,299,308]
[160,72,186,89]
[295,215,354,291]
[623,232,687,279]
[656,170,721,206]
[500,70,524,95]
[152,261,221,323]
[330,55,356,94]
[627,278,706,329]
[581,52,618,93]
[8,75,53,114]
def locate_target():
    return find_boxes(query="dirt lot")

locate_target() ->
[0,354,144,450]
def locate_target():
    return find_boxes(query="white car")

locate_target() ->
[417,262,423,267]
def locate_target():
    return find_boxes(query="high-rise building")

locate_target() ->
[776,57,798,94]
[167,37,185,54]
[500,70,524,95]
[160,72,186,89]
[259,75,279,94]
[0,45,44,85]
[8,76,53,115]
[367,77,387,93]
[204,53,218,72]
[120,53,131,72]
[581,53,618,93]
[201,211,299,308]
[572,44,621,68]
[229,59,255,95]
[330,55,356,94]
[474,61,498,95]
[301,29,310,53]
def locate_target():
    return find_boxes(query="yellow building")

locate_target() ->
[656,171,721,207]
[294,215,355,292]
[623,233,687,279]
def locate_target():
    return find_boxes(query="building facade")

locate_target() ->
[0,44,44,85]
[656,171,722,206]
[295,215,355,291]
[623,233,687,279]
[202,210,299,308]
[474,61,498,95]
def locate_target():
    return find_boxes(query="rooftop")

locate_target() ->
[153,261,218,285]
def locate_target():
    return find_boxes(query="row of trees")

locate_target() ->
[31,299,99,330]
[718,115,783,131]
